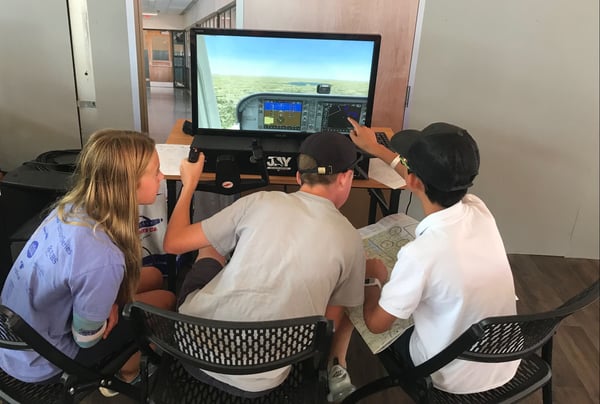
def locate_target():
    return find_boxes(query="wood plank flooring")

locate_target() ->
[80,254,599,404]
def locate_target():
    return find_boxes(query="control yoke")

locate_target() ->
[189,140,270,196]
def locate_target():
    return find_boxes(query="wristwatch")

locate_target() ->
[364,277,382,289]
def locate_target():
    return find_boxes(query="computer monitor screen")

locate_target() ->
[190,28,381,138]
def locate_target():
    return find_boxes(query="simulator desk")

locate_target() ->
[164,119,402,290]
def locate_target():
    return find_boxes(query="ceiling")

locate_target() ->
[140,0,198,15]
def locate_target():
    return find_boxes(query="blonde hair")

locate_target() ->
[57,129,155,304]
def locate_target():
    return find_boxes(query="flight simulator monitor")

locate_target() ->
[190,28,381,139]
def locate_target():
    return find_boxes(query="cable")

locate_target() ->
[405,192,413,214]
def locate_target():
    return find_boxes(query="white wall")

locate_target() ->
[84,0,141,142]
[0,0,141,171]
[0,0,81,171]
[405,1,599,258]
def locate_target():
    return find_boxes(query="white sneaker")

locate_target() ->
[327,364,356,402]
[99,362,158,397]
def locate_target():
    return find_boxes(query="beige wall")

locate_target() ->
[242,0,419,133]
[406,1,599,258]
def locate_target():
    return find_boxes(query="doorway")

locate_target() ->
[144,29,174,87]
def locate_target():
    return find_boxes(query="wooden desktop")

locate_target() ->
[165,119,390,187]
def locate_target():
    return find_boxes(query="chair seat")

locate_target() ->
[150,356,325,404]
[423,354,551,404]
[0,368,66,404]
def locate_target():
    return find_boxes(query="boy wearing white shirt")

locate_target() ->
[348,119,519,394]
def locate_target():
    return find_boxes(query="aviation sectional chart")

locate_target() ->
[348,213,419,354]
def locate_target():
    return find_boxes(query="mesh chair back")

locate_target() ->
[0,305,142,403]
[0,305,101,381]
[0,307,29,350]
[125,301,332,375]
[343,280,599,404]
[463,280,599,362]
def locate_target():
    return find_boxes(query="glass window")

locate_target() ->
[196,3,236,29]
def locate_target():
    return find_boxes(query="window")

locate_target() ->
[197,3,236,29]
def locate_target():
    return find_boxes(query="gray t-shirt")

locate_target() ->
[179,190,365,392]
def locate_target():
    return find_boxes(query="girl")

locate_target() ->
[0,129,175,386]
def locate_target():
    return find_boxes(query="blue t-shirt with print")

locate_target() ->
[0,209,124,382]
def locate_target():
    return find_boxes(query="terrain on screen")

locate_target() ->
[212,75,369,129]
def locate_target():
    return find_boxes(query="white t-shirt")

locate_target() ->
[179,190,365,392]
[379,194,519,394]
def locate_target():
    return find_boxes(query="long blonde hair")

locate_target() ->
[57,129,155,304]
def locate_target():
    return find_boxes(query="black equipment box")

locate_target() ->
[190,135,369,179]
[0,151,77,275]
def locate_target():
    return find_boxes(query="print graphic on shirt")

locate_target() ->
[139,215,163,237]
[57,224,72,255]
[46,245,58,265]
[26,241,39,258]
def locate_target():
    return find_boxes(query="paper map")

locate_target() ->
[348,213,418,354]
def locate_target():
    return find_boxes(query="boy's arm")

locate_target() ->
[363,258,398,333]
[363,286,397,334]
[163,155,211,254]
[347,117,409,179]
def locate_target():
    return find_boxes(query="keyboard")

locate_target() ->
[375,131,393,150]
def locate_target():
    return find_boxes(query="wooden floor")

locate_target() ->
[79,254,599,404]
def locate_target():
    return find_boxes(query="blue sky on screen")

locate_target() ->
[201,35,375,82]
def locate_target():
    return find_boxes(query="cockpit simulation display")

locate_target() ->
[190,28,381,138]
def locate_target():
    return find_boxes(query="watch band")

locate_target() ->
[390,154,410,170]
[389,154,402,169]
[364,277,382,289]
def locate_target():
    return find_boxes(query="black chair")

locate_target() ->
[0,305,140,403]
[123,301,334,403]
[343,279,599,404]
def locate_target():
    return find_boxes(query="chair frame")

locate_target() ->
[123,301,334,403]
[343,279,599,404]
[0,304,140,403]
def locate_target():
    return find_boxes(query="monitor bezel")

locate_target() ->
[189,27,381,139]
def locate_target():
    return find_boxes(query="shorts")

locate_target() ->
[176,257,224,308]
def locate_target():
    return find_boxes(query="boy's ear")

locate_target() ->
[338,170,353,187]
[296,171,303,186]
[406,172,425,192]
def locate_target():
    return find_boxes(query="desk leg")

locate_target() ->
[367,188,402,224]
[166,180,177,292]
[368,190,378,224]
[389,189,401,214]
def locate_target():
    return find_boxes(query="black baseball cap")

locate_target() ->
[298,132,362,175]
[390,122,480,192]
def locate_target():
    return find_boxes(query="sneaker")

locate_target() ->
[99,362,158,397]
[327,364,356,402]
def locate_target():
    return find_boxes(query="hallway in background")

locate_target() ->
[146,86,192,143]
